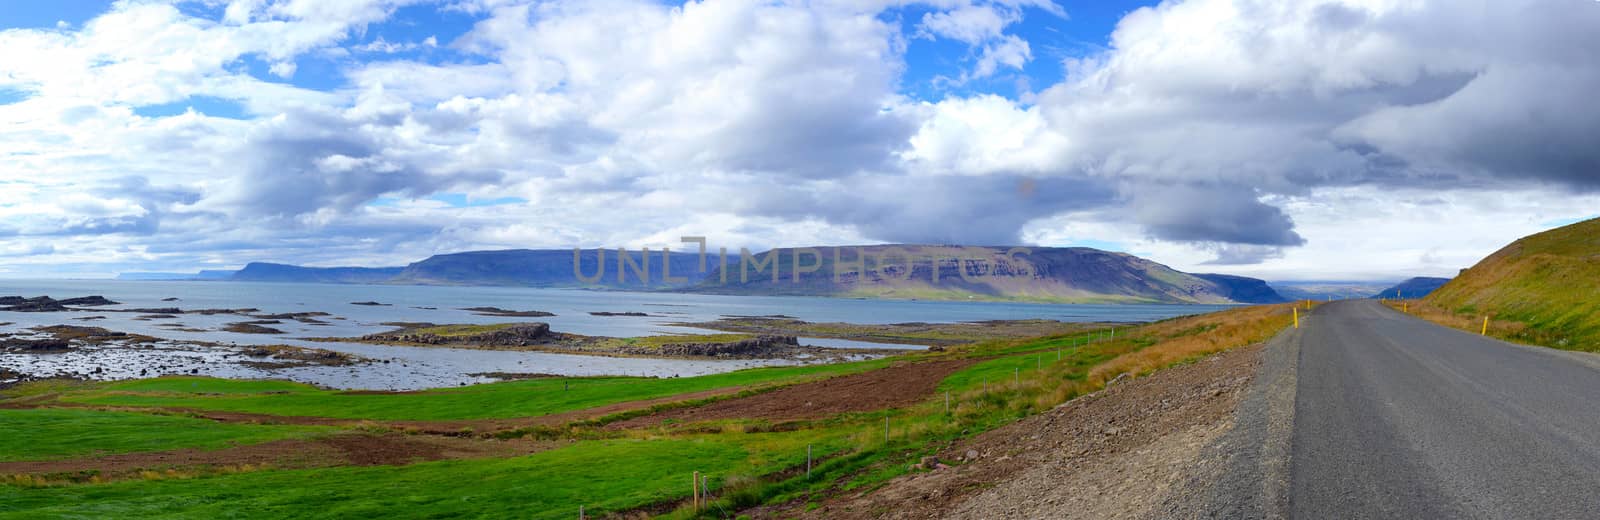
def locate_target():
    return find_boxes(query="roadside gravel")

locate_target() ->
[778,340,1269,519]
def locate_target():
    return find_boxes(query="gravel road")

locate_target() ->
[1284,299,1600,518]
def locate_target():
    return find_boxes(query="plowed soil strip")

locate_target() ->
[5,385,751,433]
[607,359,977,429]
[0,433,553,478]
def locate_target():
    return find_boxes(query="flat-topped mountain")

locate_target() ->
[387,249,711,289]
[687,245,1286,304]
[120,245,1287,304]
[1372,277,1452,299]
[231,263,405,284]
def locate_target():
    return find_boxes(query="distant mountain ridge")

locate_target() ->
[387,249,712,289]
[116,270,235,281]
[1271,281,1391,301]
[117,245,1289,304]
[231,263,405,284]
[1372,277,1452,299]
[686,245,1287,304]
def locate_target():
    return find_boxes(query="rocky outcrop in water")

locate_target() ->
[1,338,72,352]
[620,335,800,357]
[0,297,68,312]
[461,307,556,317]
[363,323,554,347]
[240,345,358,366]
[0,296,121,312]
[224,322,286,334]
[33,325,128,341]
[58,296,119,307]
[119,308,184,314]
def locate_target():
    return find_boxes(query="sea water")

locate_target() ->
[0,280,1230,389]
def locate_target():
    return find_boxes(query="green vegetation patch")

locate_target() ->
[50,360,895,421]
[1428,217,1600,351]
[0,439,748,519]
[0,409,330,462]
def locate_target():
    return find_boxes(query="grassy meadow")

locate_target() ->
[0,304,1297,518]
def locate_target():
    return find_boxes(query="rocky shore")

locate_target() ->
[362,323,557,347]
[342,322,891,361]
[0,323,369,385]
[614,335,800,357]
[461,307,556,317]
[0,296,120,312]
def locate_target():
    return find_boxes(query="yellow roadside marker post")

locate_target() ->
[1294,307,1300,329]
[1482,316,1490,336]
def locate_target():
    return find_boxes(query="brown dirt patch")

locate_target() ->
[608,359,977,429]
[7,385,753,435]
[754,343,1262,519]
[0,432,553,480]
[395,386,752,434]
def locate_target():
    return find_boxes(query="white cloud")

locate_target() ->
[1,0,1597,281]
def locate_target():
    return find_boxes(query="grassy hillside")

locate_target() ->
[1426,217,1600,351]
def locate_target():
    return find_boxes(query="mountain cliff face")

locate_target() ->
[1372,277,1451,299]
[687,245,1286,304]
[153,245,1286,304]
[230,263,403,284]
[1194,274,1291,304]
[387,249,711,288]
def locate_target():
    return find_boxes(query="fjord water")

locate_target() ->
[0,280,1230,389]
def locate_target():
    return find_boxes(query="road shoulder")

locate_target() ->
[1156,325,1301,519]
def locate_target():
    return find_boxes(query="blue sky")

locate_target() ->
[1,1,1154,107]
[2,0,1598,280]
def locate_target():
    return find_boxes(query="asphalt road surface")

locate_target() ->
[1290,300,1600,518]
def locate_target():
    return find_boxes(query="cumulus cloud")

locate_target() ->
[1,0,1598,278]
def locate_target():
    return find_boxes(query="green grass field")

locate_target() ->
[0,409,330,462]
[1,306,1293,518]
[52,358,895,421]
[0,439,748,519]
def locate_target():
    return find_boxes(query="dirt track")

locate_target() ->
[607,359,977,428]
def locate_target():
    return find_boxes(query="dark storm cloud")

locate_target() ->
[997,0,1600,260]
[216,108,503,218]
[1134,185,1305,247]
[739,173,1118,245]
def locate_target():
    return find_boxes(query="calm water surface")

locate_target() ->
[0,280,1231,389]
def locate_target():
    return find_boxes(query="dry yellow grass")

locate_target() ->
[937,303,1298,426]
[1086,303,1297,386]
[1382,300,1531,343]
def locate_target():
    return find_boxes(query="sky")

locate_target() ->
[1,0,1597,282]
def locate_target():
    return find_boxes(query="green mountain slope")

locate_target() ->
[1427,218,1600,351]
